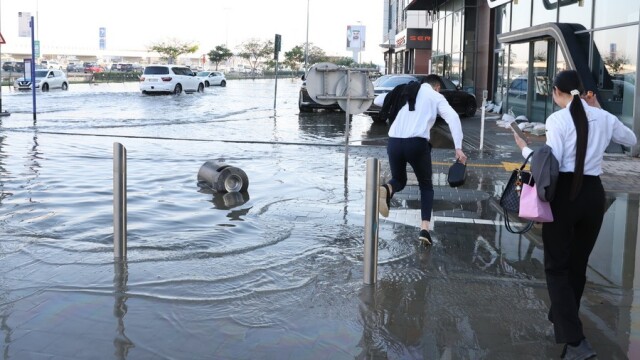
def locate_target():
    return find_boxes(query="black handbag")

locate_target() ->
[499,153,534,234]
[447,159,467,187]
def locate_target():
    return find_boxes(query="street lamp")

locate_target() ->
[304,0,309,72]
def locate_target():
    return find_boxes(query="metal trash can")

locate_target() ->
[197,161,249,193]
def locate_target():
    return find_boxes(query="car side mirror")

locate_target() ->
[301,74,306,81]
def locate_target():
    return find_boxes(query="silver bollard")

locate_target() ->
[113,142,127,259]
[364,158,380,285]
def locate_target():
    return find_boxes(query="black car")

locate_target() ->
[364,74,478,123]
[298,74,343,113]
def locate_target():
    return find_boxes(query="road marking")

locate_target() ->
[433,161,530,172]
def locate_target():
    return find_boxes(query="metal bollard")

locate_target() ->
[364,158,380,285]
[113,142,127,259]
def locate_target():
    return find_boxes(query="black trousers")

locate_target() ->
[542,172,605,344]
[387,137,433,221]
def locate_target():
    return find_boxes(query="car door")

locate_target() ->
[209,72,222,85]
[439,78,464,113]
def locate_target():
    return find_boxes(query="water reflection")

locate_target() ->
[113,260,134,359]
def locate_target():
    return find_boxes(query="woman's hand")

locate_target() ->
[582,91,601,109]
[513,131,528,150]
[455,148,467,164]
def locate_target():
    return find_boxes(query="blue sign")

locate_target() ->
[99,38,106,50]
[99,27,106,38]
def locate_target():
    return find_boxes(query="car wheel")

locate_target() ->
[298,92,312,113]
[197,83,204,93]
[173,84,182,95]
[220,80,226,87]
[42,83,49,92]
[464,99,478,117]
[61,82,69,91]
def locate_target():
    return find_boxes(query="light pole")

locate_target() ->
[304,0,309,72]
[0,3,9,117]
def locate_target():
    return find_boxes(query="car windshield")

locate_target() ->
[376,76,418,88]
[196,72,209,76]
[144,66,170,75]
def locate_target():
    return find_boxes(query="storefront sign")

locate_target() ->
[396,29,433,50]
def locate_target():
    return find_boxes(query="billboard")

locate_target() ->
[346,25,366,51]
[18,12,31,37]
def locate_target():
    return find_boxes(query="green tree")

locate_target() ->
[236,38,273,75]
[604,54,629,74]
[284,45,305,75]
[306,45,328,67]
[149,39,199,64]
[208,45,233,70]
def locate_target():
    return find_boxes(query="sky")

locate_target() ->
[0,0,385,65]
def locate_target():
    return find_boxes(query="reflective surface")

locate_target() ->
[0,80,638,359]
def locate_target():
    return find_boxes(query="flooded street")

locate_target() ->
[0,79,638,359]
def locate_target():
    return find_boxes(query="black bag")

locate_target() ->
[447,159,467,187]
[499,153,534,234]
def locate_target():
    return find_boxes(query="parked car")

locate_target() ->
[13,69,69,91]
[298,73,343,113]
[83,63,104,73]
[2,61,16,72]
[139,65,205,95]
[364,74,478,123]
[41,60,63,70]
[196,71,227,87]
[66,62,83,72]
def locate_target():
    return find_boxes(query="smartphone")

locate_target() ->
[510,121,528,144]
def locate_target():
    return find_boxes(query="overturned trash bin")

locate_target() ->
[197,161,249,193]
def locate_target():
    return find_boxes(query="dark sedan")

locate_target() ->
[364,74,477,123]
[298,74,343,113]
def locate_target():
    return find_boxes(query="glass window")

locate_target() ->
[438,20,446,55]
[558,0,592,29]
[592,25,638,127]
[450,53,462,86]
[433,18,440,55]
[532,0,557,25]
[506,43,530,117]
[464,6,476,52]
[444,16,452,54]
[495,4,511,44]
[510,0,532,31]
[452,0,464,12]
[452,11,462,53]
[462,52,475,92]
[594,0,638,28]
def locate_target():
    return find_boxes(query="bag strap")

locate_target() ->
[519,152,534,171]
[503,208,534,234]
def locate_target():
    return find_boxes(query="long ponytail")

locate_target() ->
[554,70,588,200]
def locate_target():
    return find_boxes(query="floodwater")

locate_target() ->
[0,79,638,359]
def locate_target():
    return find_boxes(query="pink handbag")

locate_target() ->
[518,183,554,222]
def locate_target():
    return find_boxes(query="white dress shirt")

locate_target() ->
[374,83,464,149]
[522,99,637,175]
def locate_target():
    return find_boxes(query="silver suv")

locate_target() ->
[139,65,205,95]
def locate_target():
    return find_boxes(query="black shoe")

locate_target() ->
[418,229,432,245]
[561,338,596,360]
[378,184,391,217]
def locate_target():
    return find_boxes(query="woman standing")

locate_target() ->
[513,70,636,359]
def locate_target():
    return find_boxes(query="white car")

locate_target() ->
[196,71,227,87]
[41,60,63,70]
[139,65,205,95]
[13,69,69,91]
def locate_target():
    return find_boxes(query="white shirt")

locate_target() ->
[373,83,464,149]
[522,99,637,175]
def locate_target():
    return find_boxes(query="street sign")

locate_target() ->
[0,32,5,44]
